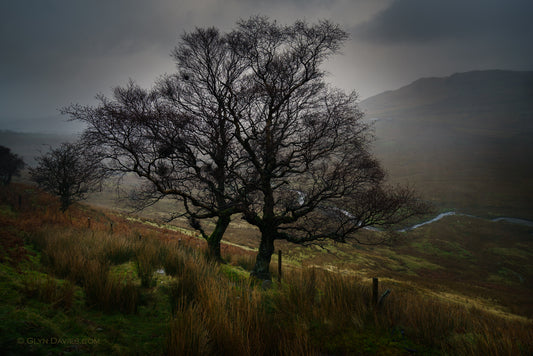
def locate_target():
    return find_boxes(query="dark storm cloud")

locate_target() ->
[0,1,178,54]
[0,0,179,83]
[355,0,533,44]
[1,0,531,133]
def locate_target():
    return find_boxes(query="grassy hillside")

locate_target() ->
[360,70,533,219]
[1,184,532,355]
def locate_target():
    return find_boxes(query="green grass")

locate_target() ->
[488,247,531,260]
[0,245,170,355]
[487,267,525,286]
[387,251,443,274]
[411,239,473,259]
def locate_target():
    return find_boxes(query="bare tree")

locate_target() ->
[0,145,25,185]
[29,143,107,212]
[65,17,428,276]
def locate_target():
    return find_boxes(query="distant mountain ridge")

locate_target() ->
[0,130,77,166]
[361,70,533,121]
[359,70,533,219]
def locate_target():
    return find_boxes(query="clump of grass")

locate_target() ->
[167,300,210,355]
[235,254,256,271]
[163,245,220,310]
[31,228,101,283]
[200,273,316,355]
[166,271,202,310]
[134,239,162,288]
[26,227,143,314]
[163,248,318,356]
[84,271,141,314]
[103,234,136,265]
[161,243,186,277]
[21,274,76,310]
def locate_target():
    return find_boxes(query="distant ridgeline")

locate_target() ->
[360,70,533,219]
[0,130,77,166]
[361,70,533,121]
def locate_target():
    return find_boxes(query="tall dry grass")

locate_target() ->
[272,269,532,355]
[27,224,532,354]
[167,300,211,355]
[135,238,163,288]
[379,288,533,355]
[164,249,316,356]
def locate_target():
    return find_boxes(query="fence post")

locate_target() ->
[87,217,91,229]
[372,277,379,305]
[278,250,282,282]
[110,222,114,234]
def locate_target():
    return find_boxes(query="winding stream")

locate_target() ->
[398,212,457,232]
[290,189,533,232]
[398,211,533,232]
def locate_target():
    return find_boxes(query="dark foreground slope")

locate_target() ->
[360,70,533,218]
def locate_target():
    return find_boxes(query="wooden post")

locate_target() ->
[278,250,282,282]
[87,217,91,229]
[110,222,114,234]
[372,277,379,305]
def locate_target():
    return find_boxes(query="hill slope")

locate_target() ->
[360,70,533,219]
[1,183,532,355]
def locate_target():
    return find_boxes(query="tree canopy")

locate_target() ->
[65,17,428,278]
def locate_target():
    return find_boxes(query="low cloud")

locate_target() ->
[354,0,533,44]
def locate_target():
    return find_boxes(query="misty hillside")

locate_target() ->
[361,70,533,219]
[361,70,533,123]
[0,130,77,166]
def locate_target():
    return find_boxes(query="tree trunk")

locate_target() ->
[251,230,275,280]
[60,195,70,213]
[206,214,231,262]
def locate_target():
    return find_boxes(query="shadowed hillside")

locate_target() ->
[360,70,533,219]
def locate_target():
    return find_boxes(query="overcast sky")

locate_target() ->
[1,0,532,133]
